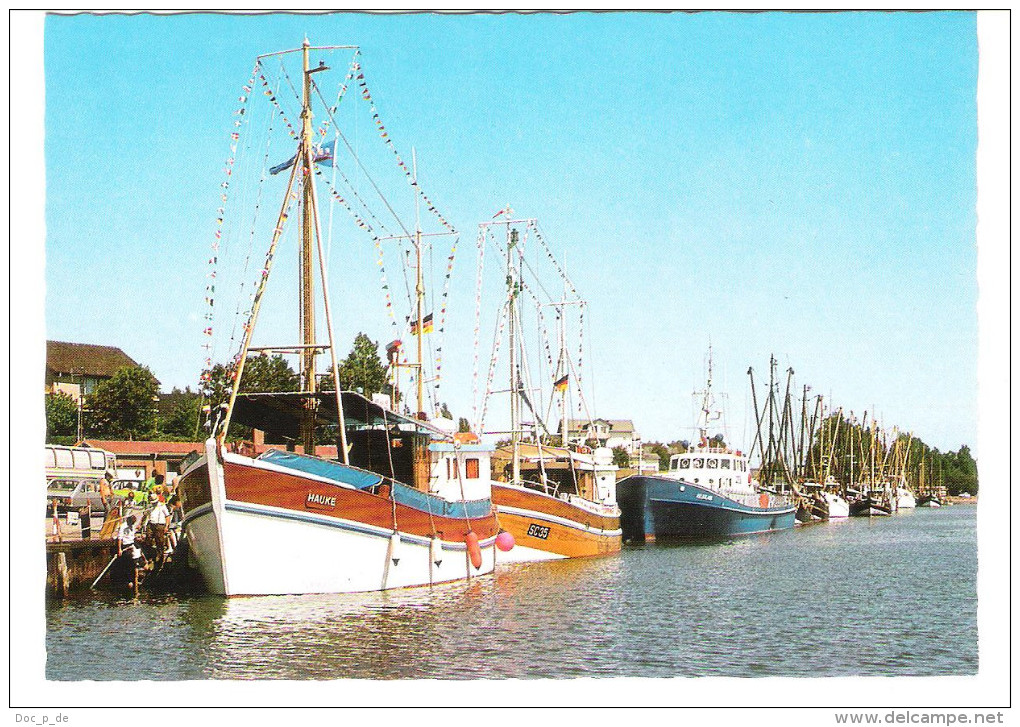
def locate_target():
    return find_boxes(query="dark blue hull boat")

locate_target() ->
[617,474,797,541]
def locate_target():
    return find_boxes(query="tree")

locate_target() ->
[201,354,300,407]
[457,417,471,433]
[646,442,672,471]
[612,446,631,468]
[86,366,160,440]
[439,402,453,419]
[159,387,202,439]
[46,391,79,441]
[335,333,389,397]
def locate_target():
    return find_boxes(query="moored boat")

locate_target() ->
[476,219,622,561]
[179,39,502,595]
[617,351,796,541]
[490,443,621,561]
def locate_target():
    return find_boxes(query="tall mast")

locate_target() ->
[299,38,318,454]
[559,275,568,448]
[508,227,520,485]
[412,149,425,419]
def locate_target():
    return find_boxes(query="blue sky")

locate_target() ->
[42,11,980,454]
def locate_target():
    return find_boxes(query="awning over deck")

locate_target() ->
[231,390,448,440]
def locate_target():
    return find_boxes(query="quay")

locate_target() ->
[46,537,119,597]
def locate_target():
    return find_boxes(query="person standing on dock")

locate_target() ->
[147,495,170,567]
[99,471,114,514]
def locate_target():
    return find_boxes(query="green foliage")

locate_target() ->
[335,333,389,398]
[85,366,160,440]
[46,392,79,441]
[647,442,671,471]
[457,417,471,433]
[612,445,631,468]
[803,413,977,494]
[201,354,300,406]
[439,402,453,419]
[159,387,202,439]
[241,354,300,393]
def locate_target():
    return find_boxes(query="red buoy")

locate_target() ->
[465,530,483,570]
[495,529,515,552]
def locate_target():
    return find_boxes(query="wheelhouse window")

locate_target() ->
[720,458,731,470]
[678,458,690,470]
[465,458,480,479]
[692,458,704,469]
[707,458,719,468]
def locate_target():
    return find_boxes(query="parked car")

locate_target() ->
[46,478,105,514]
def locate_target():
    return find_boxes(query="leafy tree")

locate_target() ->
[201,354,300,407]
[242,354,300,393]
[85,366,160,440]
[159,387,202,439]
[46,391,79,441]
[335,333,389,397]
[439,402,453,419]
[646,442,671,471]
[457,417,471,433]
[612,446,631,468]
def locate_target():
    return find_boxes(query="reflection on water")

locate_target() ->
[47,506,977,679]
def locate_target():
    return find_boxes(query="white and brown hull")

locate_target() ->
[179,441,498,596]
[491,482,621,563]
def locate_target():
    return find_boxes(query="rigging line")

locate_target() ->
[470,227,486,426]
[312,82,414,241]
[477,299,509,434]
[228,97,277,352]
[314,163,395,238]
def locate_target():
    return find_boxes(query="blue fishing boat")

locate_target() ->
[617,349,796,541]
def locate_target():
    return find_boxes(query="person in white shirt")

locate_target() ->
[148,496,171,566]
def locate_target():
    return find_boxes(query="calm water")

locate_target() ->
[46,505,977,679]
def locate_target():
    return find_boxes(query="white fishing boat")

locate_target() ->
[179,39,504,595]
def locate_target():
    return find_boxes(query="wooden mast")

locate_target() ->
[298,38,319,455]
[508,227,520,486]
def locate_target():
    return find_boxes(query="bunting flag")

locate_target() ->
[554,374,569,392]
[200,61,257,391]
[354,62,457,234]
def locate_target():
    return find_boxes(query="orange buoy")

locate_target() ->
[759,493,769,508]
[465,530,483,570]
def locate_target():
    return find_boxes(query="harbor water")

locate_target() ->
[46,505,977,679]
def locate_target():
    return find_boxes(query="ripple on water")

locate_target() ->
[46,506,977,679]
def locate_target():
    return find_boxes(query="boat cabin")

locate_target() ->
[491,443,618,505]
[228,390,492,497]
[667,447,752,492]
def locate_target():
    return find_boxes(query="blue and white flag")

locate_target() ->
[270,140,335,175]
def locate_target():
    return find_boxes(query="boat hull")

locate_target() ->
[849,499,892,517]
[491,483,622,564]
[617,475,796,541]
[180,441,498,596]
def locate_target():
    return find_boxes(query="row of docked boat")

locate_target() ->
[176,39,930,598]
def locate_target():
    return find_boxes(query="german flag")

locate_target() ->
[553,374,568,392]
[410,313,434,335]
